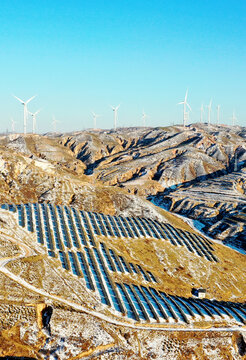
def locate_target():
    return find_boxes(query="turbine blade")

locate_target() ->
[187,103,192,111]
[13,95,24,104]
[185,89,188,102]
[26,95,36,104]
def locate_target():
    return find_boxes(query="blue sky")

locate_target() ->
[0,0,245,133]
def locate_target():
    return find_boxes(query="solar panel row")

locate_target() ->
[2,202,245,325]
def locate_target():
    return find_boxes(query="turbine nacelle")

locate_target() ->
[111,104,120,130]
[178,89,191,127]
[13,94,37,134]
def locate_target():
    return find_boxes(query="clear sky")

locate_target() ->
[0,0,245,133]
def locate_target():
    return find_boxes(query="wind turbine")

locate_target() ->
[29,109,41,134]
[178,90,191,127]
[52,116,59,132]
[231,111,237,126]
[13,95,36,134]
[111,104,120,130]
[142,110,149,127]
[11,118,16,133]
[92,111,100,129]
[216,105,221,125]
[200,104,204,123]
[207,99,212,124]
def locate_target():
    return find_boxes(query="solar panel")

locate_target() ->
[24,204,34,232]
[142,218,160,239]
[149,288,178,321]
[100,243,116,272]
[64,206,80,248]
[68,251,81,276]
[116,283,138,320]
[94,213,108,237]
[136,217,152,237]
[56,205,72,249]
[147,271,157,283]
[131,218,146,237]
[159,292,188,323]
[87,212,101,236]
[93,247,124,313]
[136,264,151,282]
[108,249,124,272]
[129,263,138,274]
[32,204,44,244]
[125,217,140,238]
[79,211,96,246]
[133,285,157,320]
[58,251,70,270]
[84,247,110,305]
[118,255,131,273]
[113,217,128,238]
[77,251,95,290]
[119,216,134,238]
[106,215,121,237]
[71,208,89,247]
[47,204,63,250]
[141,286,168,320]
[124,284,148,320]
[17,204,25,227]
[99,214,114,237]
[40,204,54,250]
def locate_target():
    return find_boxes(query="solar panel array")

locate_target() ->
[1,203,245,326]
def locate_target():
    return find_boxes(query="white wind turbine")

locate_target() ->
[178,90,191,127]
[11,118,16,133]
[200,104,204,123]
[111,104,120,130]
[142,110,148,127]
[231,111,237,126]
[216,105,221,124]
[29,109,41,134]
[92,111,100,129]
[207,99,212,124]
[13,95,36,134]
[52,116,59,132]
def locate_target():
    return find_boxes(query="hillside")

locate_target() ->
[0,125,245,359]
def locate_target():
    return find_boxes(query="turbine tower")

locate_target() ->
[52,116,59,132]
[111,104,120,130]
[216,105,221,124]
[29,109,41,134]
[207,99,212,124]
[142,110,148,127]
[11,118,16,133]
[231,111,237,126]
[178,90,191,127]
[13,95,36,134]
[92,111,100,129]
[200,104,204,123]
